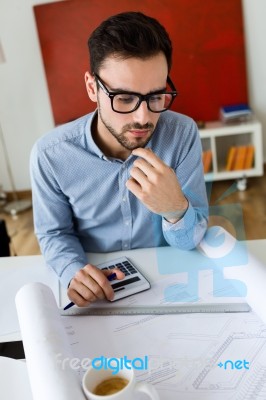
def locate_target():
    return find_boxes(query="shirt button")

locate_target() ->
[124,244,128,248]
[125,221,129,226]
[122,197,126,202]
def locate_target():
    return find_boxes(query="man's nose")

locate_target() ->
[132,100,151,125]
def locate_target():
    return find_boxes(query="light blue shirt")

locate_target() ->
[30,110,208,288]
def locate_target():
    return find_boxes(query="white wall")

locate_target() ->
[0,0,57,191]
[0,0,265,191]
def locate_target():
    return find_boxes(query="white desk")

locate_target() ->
[1,239,266,400]
[1,239,266,343]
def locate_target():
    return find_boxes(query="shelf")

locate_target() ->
[199,118,263,184]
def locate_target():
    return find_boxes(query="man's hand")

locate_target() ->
[67,264,125,307]
[126,148,188,223]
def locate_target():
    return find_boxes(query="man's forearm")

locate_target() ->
[37,233,88,288]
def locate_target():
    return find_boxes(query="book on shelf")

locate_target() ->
[220,103,253,124]
[225,146,237,171]
[234,146,247,170]
[225,145,255,171]
[202,150,212,173]
[244,145,255,169]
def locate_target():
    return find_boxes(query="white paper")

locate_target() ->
[61,306,266,399]
[15,282,86,400]
[11,228,266,400]
[56,228,266,399]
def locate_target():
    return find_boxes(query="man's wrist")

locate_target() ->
[161,209,186,223]
[159,199,189,223]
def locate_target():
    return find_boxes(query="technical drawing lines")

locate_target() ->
[193,335,233,389]
[235,365,266,399]
[192,333,266,391]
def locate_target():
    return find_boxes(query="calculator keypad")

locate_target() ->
[101,261,138,277]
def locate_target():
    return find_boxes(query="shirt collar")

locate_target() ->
[85,109,106,159]
[85,109,155,162]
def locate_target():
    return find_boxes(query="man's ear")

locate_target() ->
[84,72,97,102]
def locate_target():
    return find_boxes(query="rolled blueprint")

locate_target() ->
[15,282,86,400]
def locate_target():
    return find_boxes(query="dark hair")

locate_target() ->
[88,11,172,74]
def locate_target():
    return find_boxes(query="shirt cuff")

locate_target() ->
[162,201,195,232]
[60,260,86,289]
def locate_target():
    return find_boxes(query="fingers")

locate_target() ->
[67,281,95,307]
[129,165,148,187]
[67,264,125,307]
[132,157,154,177]
[127,148,187,217]
[130,148,172,187]
[126,148,171,199]
[132,148,165,170]
[126,177,144,200]
[68,267,106,307]
[105,268,125,281]
[127,150,158,191]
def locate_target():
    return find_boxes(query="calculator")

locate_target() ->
[97,257,151,301]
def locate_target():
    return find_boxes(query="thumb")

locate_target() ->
[103,268,125,281]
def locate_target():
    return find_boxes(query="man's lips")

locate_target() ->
[128,130,150,137]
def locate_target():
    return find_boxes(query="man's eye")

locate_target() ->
[116,95,135,104]
[149,95,164,102]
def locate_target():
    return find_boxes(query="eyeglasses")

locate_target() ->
[94,74,178,114]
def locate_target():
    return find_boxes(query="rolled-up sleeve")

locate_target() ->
[162,120,208,249]
[30,143,87,288]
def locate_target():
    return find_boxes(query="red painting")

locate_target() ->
[34,0,247,125]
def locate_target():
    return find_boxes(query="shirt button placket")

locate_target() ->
[119,162,132,250]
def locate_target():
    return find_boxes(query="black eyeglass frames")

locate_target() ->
[94,74,178,114]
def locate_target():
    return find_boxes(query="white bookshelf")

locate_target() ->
[199,118,264,189]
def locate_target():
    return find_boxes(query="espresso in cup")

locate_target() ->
[83,358,160,399]
[93,377,129,396]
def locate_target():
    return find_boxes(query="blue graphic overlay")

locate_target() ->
[155,203,248,302]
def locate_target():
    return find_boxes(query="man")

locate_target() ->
[30,11,208,307]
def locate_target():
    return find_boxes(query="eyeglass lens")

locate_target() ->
[112,93,174,113]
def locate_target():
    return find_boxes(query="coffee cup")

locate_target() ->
[82,358,160,399]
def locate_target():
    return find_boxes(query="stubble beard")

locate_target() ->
[98,106,155,150]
